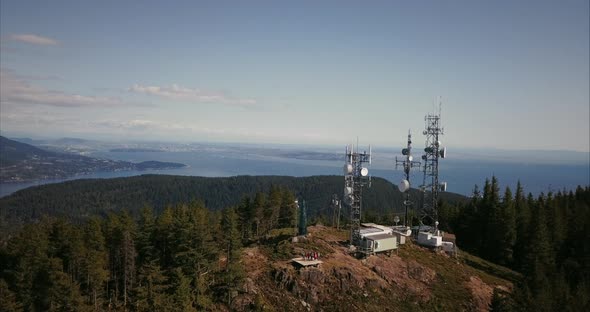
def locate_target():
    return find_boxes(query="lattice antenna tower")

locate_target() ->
[343,143,371,245]
[395,129,421,227]
[419,102,447,232]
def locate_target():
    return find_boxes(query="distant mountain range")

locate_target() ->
[0,136,185,183]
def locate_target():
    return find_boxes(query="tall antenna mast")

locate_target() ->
[395,129,421,227]
[419,101,447,233]
[344,142,371,245]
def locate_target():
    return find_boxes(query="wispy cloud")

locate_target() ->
[8,33,59,45]
[0,69,122,107]
[128,84,257,107]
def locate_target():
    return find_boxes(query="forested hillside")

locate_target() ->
[0,174,467,233]
[0,194,516,312]
[437,178,590,311]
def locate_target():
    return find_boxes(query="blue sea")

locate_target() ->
[1,150,588,198]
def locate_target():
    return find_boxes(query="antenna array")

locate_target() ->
[419,104,447,232]
[395,129,421,227]
[344,143,371,244]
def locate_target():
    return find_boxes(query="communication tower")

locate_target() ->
[344,143,371,245]
[419,103,447,233]
[395,130,421,227]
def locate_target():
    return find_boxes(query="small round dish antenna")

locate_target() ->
[343,164,353,174]
[398,179,410,192]
[439,147,447,159]
[360,167,369,177]
[344,186,353,196]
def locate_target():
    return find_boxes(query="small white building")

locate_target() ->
[358,223,398,255]
[417,231,443,247]
[358,233,397,255]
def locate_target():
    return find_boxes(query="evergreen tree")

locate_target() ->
[497,186,516,266]
[134,262,168,312]
[522,193,554,311]
[513,181,530,271]
[252,192,266,238]
[220,207,244,306]
[264,185,282,233]
[137,206,157,265]
[82,217,108,310]
[238,196,254,241]
[278,189,297,229]
[46,258,88,312]
[169,268,195,312]
[0,278,22,312]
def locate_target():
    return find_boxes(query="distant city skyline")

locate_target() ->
[1,1,588,152]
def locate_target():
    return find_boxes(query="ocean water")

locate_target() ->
[1,151,588,198]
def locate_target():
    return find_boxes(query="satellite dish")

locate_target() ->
[360,167,369,177]
[344,186,353,196]
[423,130,427,135]
[402,148,409,156]
[408,155,413,162]
[421,155,427,160]
[440,147,447,159]
[398,179,410,192]
[343,164,353,174]
[424,147,433,153]
[436,140,441,146]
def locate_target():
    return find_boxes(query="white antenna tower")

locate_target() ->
[419,100,447,233]
[344,142,371,245]
[395,129,421,227]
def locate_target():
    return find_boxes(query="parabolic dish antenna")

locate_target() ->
[343,164,353,174]
[440,147,447,159]
[360,167,369,177]
[344,186,353,196]
[408,155,413,162]
[398,179,410,192]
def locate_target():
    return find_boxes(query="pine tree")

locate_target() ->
[0,278,23,312]
[134,262,168,312]
[522,193,554,311]
[513,181,530,271]
[278,190,297,229]
[82,217,108,310]
[220,207,244,307]
[264,185,282,233]
[137,206,157,265]
[169,268,195,312]
[252,192,266,238]
[155,207,175,269]
[238,196,254,241]
[46,258,89,312]
[498,186,516,266]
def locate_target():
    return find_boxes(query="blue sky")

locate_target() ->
[1,1,588,151]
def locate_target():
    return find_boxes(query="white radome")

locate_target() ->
[343,163,353,174]
[398,179,410,192]
[360,167,369,177]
